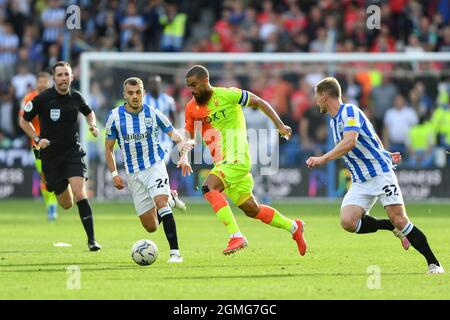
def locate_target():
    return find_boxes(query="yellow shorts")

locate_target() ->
[209,162,254,206]
[35,158,43,174]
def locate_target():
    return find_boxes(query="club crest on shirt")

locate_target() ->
[337,122,344,132]
[145,117,153,127]
[50,109,60,121]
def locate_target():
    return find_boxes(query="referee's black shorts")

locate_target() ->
[41,145,87,195]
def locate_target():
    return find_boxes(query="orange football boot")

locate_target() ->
[292,220,307,256]
[223,236,248,255]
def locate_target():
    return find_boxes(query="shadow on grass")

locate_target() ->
[1,265,140,273]
[157,272,425,281]
[0,262,116,268]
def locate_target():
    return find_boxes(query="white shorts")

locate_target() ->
[127,161,171,216]
[341,171,404,214]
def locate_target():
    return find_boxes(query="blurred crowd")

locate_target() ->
[1,0,450,168]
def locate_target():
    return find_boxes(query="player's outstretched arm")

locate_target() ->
[104,139,124,190]
[306,131,358,168]
[375,134,402,164]
[167,129,194,177]
[247,92,292,140]
[86,111,99,137]
[167,129,196,154]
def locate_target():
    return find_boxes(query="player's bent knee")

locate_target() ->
[154,197,169,209]
[340,218,357,232]
[242,205,259,218]
[59,201,73,210]
[143,224,157,233]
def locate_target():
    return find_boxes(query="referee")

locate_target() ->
[19,61,101,251]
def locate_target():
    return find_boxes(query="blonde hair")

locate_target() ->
[315,77,342,99]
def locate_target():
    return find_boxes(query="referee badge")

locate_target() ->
[145,118,153,127]
[50,109,60,121]
[24,101,33,112]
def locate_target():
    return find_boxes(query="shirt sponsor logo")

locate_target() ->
[203,109,226,124]
[50,109,60,121]
[123,131,150,142]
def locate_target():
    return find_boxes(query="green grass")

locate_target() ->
[0,199,449,300]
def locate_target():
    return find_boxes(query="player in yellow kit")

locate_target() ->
[178,65,307,255]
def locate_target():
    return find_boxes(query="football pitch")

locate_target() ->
[0,199,449,300]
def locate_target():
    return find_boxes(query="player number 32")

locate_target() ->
[382,184,399,197]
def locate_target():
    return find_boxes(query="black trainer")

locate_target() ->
[88,240,102,251]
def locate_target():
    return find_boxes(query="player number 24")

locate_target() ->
[156,178,168,188]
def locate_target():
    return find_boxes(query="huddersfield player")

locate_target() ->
[178,65,307,256]
[306,77,444,274]
[19,72,58,220]
[105,77,193,263]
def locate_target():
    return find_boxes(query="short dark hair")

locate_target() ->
[52,61,72,75]
[123,77,144,90]
[315,77,342,99]
[186,65,209,79]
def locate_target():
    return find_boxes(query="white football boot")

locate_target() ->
[169,190,186,212]
[427,264,445,275]
[167,255,183,263]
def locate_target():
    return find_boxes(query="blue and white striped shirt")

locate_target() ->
[41,8,66,42]
[0,33,19,65]
[143,93,176,151]
[330,103,394,183]
[105,104,173,174]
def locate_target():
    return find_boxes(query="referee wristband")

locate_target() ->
[111,170,119,178]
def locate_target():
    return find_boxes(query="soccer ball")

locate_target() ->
[131,239,158,266]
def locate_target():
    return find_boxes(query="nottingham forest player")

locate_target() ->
[178,65,307,256]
